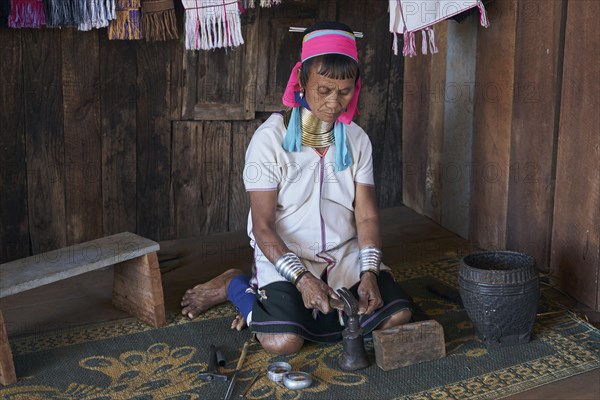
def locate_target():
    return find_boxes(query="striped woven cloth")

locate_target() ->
[108,0,142,40]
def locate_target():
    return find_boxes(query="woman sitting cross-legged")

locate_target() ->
[181,21,413,355]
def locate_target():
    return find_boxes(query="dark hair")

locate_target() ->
[298,21,360,87]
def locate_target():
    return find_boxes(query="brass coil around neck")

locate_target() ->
[300,107,334,147]
[282,107,336,148]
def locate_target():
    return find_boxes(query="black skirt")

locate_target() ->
[250,271,413,343]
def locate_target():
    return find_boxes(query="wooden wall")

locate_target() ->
[550,0,600,311]
[0,0,404,263]
[402,0,599,309]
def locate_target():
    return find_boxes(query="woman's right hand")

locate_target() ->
[295,273,337,314]
[248,191,338,314]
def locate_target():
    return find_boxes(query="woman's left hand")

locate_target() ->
[357,272,383,315]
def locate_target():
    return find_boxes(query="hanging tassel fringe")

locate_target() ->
[45,0,74,27]
[260,0,282,7]
[71,1,87,26]
[409,28,439,56]
[477,0,490,28]
[427,27,438,54]
[402,30,416,58]
[142,0,178,41]
[108,0,142,40]
[182,0,244,50]
[392,32,398,56]
[246,0,281,7]
[79,0,116,31]
[77,0,92,29]
[8,0,45,28]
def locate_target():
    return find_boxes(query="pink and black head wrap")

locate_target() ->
[281,23,361,171]
[282,27,361,124]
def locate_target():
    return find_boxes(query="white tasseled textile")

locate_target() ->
[182,0,244,50]
[389,0,489,56]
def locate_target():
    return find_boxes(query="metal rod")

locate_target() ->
[289,26,363,38]
[224,341,250,400]
[239,373,260,399]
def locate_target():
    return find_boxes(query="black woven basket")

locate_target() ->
[459,251,539,347]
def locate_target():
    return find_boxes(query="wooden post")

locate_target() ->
[0,308,17,386]
[373,320,445,371]
[551,0,600,309]
[506,0,567,273]
[112,252,166,327]
[470,0,518,250]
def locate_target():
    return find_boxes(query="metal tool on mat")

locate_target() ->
[216,347,227,367]
[199,344,228,382]
[239,372,260,399]
[224,340,250,400]
[333,287,370,371]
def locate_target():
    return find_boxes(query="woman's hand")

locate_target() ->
[295,273,336,314]
[357,272,383,315]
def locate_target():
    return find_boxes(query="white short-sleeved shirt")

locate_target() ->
[244,113,387,291]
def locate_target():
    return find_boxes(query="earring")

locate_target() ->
[299,89,304,99]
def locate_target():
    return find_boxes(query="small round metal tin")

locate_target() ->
[267,362,292,382]
[283,372,313,390]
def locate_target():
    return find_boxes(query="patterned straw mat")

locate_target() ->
[1,256,599,399]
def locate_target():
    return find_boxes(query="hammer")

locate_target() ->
[199,344,228,382]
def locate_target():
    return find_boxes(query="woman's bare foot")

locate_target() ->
[181,268,242,319]
[230,314,247,331]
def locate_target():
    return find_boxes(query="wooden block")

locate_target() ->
[113,252,166,328]
[0,308,17,385]
[373,320,445,371]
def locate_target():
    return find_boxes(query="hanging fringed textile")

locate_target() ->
[79,0,116,31]
[245,0,281,7]
[8,0,45,28]
[44,0,75,27]
[1,0,10,27]
[108,0,142,40]
[142,0,178,41]
[45,0,93,28]
[182,0,244,50]
[389,0,490,57]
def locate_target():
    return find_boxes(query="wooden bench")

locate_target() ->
[0,232,166,385]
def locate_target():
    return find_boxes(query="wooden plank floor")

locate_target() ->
[1,206,598,398]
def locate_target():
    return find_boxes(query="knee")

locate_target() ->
[377,308,412,330]
[257,333,304,355]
